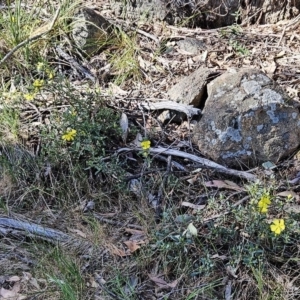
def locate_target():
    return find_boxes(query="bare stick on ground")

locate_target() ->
[118,147,257,182]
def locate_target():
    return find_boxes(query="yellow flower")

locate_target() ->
[257,193,271,213]
[62,129,77,142]
[270,219,285,235]
[258,202,268,213]
[33,79,44,89]
[23,93,35,101]
[260,194,271,205]
[141,140,151,150]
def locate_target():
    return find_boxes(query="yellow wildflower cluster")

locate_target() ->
[257,193,271,213]
[141,140,151,150]
[256,193,286,235]
[141,140,151,157]
[62,129,77,142]
[23,62,55,101]
[23,79,43,101]
[33,79,44,90]
[270,219,285,235]
[23,93,35,101]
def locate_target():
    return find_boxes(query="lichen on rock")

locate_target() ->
[192,68,300,167]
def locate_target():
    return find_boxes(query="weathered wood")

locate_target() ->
[140,101,201,118]
[118,147,257,181]
[0,217,91,253]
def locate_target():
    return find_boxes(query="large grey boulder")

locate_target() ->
[192,69,300,168]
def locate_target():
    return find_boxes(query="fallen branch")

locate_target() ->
[140,101,201,118]
[0,217,91,253]
[118,147,257,182]
[149,147,257,181]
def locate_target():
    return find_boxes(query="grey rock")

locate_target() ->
[177,38,206,55]
[164,67,217,123]
[72,8,115,56]
[168,67,217,107]
[192,68,300,167]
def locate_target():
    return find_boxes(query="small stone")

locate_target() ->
[177,37,206,55]
[166,67,218,122]
[72,8,115,56]
[168,67,216,107]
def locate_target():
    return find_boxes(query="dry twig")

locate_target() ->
[118,147,257,181]
[149,147,257,181]
[140,101,201,118]
[0,217,91,253]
